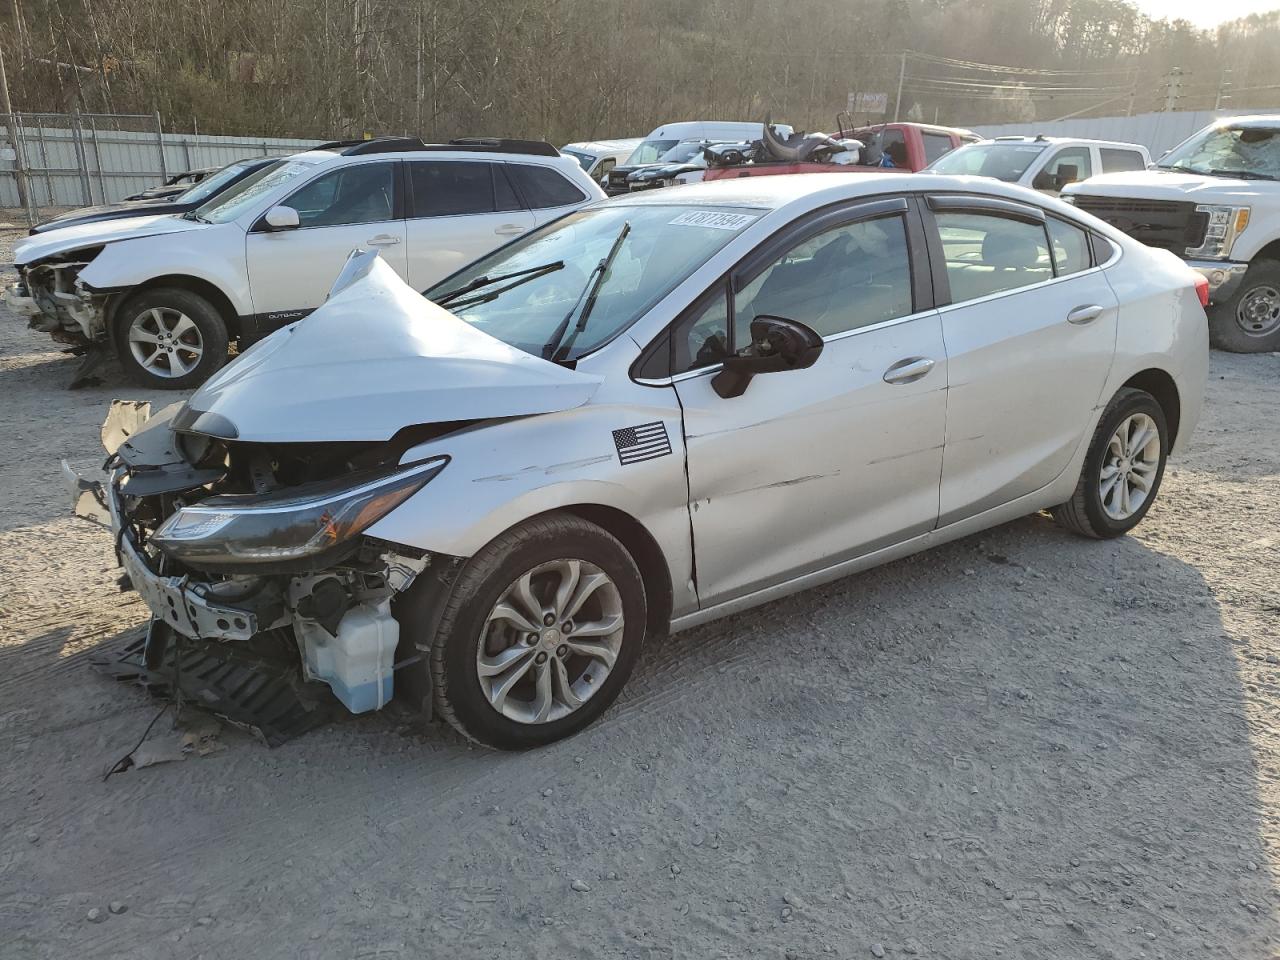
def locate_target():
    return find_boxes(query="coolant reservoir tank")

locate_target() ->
[301,599,398,713]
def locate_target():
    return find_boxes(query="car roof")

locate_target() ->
[564,139,641,153]
[986,136,1148,150]
[1209,115,1280,129]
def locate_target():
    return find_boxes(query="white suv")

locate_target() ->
[926,136,1151,195]
[3,137,605,387]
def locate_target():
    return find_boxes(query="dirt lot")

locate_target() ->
[2,221,1279,960]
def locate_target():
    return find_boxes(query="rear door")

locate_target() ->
[923,195,1118,525]
[245,160,408,319]
[405,160,535,290]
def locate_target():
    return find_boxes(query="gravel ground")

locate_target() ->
[1,222,1279,960]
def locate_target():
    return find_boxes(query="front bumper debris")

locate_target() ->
[1,280,40,319]
[1185,259,1248,304]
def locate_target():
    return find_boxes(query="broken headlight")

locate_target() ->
[150,457,447,569]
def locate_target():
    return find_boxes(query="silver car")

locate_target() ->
[73,173,1209,749]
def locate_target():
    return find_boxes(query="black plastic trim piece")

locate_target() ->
[925,193,1046,223]
[338,136,559,158]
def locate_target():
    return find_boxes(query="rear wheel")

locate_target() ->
[1052,388,1168,539]
[1209,259,1280,353]
[114,287,229,389]
[411,513,648,749]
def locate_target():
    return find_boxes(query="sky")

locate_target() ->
[1129,0,1279,27]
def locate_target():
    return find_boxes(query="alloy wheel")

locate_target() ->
[1099,412,1161,521]
[476,559,624,724]
[127,307,204,379]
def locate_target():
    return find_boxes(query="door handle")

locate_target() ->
[494,224,526,236]
[883,357,935,385]
[366,234,401,246]
[1067,304,1104,325]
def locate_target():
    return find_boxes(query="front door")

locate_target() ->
[925,197,1118,525]
[672,199,949,607]
[246,160,408,322]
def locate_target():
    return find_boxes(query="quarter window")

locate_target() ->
[410,161,516,217]
[1101,148,1147,173]
[735,215,914,343]
[1047,217,1092,276]
[282,163,395,227]
[506,164,587,209]
[936,212,1052,302]
[671,283,731,375]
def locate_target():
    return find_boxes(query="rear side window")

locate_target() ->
[936,212,1052,302]
[1101,148,1147,173]
[506,164,587,209]
[922,133,955,165]
[1047,217,1092,276]
[410,161,516,218]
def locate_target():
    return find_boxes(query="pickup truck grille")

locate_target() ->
[1071,196,1208,253]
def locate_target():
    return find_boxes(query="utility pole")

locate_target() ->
[893,51,907,122]
[1163,66,1183,113]
[1215,65,1232,110]
[0,39,31,216]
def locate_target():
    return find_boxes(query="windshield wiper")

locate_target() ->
[541,221,631,363]
[1210,168,1279,181]
[433,260,565,309]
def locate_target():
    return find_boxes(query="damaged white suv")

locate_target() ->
[70,174,1207,749]
[5,137,603,388]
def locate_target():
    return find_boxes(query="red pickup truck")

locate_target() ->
[703,121,979,181]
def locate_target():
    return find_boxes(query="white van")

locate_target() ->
[624,121,793,167]
[561,138,642,180]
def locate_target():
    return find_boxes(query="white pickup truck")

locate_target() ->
[1064,115,1280,352]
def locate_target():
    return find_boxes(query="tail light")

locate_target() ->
[1194,274,1210,307]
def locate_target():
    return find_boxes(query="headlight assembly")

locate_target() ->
[1187,204,1251,260]
[150,457,447,569]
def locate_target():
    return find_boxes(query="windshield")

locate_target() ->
[626,139,680,165]
[658,142,708,164]
[427,203,763,361]
[927,143,1047,181]
[177,160,275,204]
[563,149,595,171]
[193,157,327,223]
[1160,125,1280,179]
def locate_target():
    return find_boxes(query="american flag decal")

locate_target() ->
[612,421,672,465]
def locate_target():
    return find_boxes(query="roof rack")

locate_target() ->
[333,136,560,158]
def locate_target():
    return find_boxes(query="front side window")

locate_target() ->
[282,162,395,227]
[428,204,760,361]
[1047,217,1092,276]
[1034,148,1092,190]
[936,212,1052,302]
[1101,148,1146,173]
[409,161,515,218]
[922,133,955,165]
[735,215,914,343]
[505,164,586,209]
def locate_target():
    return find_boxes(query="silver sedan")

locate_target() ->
[76,173,1209,748]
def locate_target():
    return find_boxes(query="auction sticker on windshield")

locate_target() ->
[669,211,758,230]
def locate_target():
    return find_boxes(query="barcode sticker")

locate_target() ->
[668,211,759,231]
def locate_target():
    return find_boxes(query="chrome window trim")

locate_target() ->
[934,261,1111,315]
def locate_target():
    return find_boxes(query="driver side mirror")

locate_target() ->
[262,205,300,231]
[712,315,824,399]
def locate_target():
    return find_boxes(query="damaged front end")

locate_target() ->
[73,398,453,717]
[6,245,107,342]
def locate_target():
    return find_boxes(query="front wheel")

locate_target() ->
[1052,388,1169,539]
[1208,259,1280,353]
[411,514,648,749]
[114,287,229,389]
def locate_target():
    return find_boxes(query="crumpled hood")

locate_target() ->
[184,258,603,444]
[1065,170,1274,204]
[13,212,206,265]
[631,162,701,181]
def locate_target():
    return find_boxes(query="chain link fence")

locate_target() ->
[0,112,322,225]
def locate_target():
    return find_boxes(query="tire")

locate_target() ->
[1208,259,1280,353]
[1052,387,1169,539]
[114,287,229,389]
[409,513,648,750]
